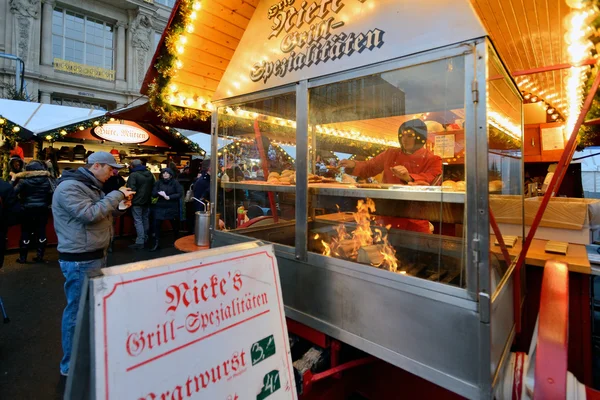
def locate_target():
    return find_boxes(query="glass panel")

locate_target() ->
[52,35,63,59]
[52,9,63,35]
[216,92,297,247]
[65,11,84,40]
[307,56,467,288]
[487,49,524,291]
[105,53,113,69]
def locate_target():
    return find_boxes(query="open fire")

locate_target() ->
[316,199,399,273]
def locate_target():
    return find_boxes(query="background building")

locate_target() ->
[0,0,173,110]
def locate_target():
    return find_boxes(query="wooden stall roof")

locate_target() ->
[142,0,594,127]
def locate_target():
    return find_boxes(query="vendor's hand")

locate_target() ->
[164,195,170,200]
[219,219,225,230]
[339,159,356,169]
[119,187,136,199]
[157,190,167,198]
[9,171,16,181]
[391,165,412,182]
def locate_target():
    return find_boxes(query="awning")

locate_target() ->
[0,99,104,135]
[107,102,211,132]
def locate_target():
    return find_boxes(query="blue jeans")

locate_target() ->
[59,257,106,375]
[131,205,150,245]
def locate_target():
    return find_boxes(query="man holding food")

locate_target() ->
[340,119,442,185]
[52,151,135,377]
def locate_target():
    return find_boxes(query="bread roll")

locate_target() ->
[489,180,504,192]
[281,170,294,177]
[455,181,466,191]
[442,180,457,191]
[268,172,280,180]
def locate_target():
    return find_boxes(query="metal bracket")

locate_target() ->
[472,237,480,265]
[471,80,479,103]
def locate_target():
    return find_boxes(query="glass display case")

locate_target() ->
[211,39,523,399]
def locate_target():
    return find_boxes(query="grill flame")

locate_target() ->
[321,198,399,273]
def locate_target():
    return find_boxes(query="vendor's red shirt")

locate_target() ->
[352,147,442,184]
[10,146,24,160]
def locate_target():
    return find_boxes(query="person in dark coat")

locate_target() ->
[102,168,126,252]
[127,159,155,249]
[8,155,24,186]
[0,177,20,268]
[150,168,183,251]
[193,159,211,209]
[14,160,54,263]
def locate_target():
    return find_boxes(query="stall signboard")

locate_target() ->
[214,0,487,100]
[93,123,150,143]
[65,242,296,400]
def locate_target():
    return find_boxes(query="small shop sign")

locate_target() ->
[65,242,296,400]
[94,123,149,144]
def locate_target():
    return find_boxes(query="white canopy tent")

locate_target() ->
[0,99,105,135]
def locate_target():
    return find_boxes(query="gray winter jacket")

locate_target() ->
[52,167,124,260]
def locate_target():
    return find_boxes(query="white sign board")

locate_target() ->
[214,0,487,100]
[90,243,296,400]
[434,134,455,158]
[541,127,565,151]
[94,123,150,144]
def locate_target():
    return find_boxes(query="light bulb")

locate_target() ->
[184,98,194,106]
[524,93,531,100]
[60,130,67,135]
[179,35,187,45]
[192,1,201,10]
[552,114,559,120]
[175,59,183,69]
[530,96,538,102]
[547,108,555,114]
[93,121,100,126]
[186,24,194,33]
[0,118,5,125]
[190,11,197,20]
[46,135,52,140]
[176,45,184,54]
[12,126,20,132]
[566,0,585,9]
[79,126,84,131]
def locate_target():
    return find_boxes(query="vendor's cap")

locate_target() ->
[399,119,428,139]
[87,151,124,169]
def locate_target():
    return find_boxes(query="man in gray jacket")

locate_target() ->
[52,151,135,377]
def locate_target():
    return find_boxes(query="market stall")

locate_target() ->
[141,0,600,398]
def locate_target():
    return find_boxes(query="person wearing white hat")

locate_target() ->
[52,151,135,377]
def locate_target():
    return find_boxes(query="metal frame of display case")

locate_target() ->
[208,38,523,400]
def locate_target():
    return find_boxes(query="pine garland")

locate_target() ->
[0,116,27,180]
[147,0,211,124]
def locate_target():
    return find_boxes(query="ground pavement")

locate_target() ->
[0,237,180,399]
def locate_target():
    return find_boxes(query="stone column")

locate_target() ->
[115,21,126,81]
[39,90,51,104]
[40,0,56,66]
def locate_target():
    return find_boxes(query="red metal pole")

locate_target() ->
[513,66,600,333]
[489,208,512,267]
[511,59,597,76]
[253,119,279,223]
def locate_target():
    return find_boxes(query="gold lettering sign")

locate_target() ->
[250,0,384,83]
[94,124,150,144]
[53,58,116,81]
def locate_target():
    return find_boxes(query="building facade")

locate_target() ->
[0,0,174,110]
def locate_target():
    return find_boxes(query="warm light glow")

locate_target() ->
[184,139,189,144]
[175,59,183,69]
[176,132,181,136]
[78,126,84,131]
[60,130,67,135]
[45,135,52,140]
[192,1,201,10]
[190,11,197,20]
[179,35,188,45]
[186,24,194,33]
[176,45,184,54]
[488,110,521,140]
[110,117,115,122]
[12,126,20,132]
[184,97,194,106]
[93,121,100,126]
[169,84,178,93]
[0,118,5,125]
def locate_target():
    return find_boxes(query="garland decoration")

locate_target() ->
[147,0,211,124]
[577,66,600,149]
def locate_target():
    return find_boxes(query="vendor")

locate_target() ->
[340,119,442,185]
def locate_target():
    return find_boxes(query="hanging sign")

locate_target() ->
[84,242,296,400]
[94,123,149,144]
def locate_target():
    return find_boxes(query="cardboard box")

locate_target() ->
[490,195,600,244]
